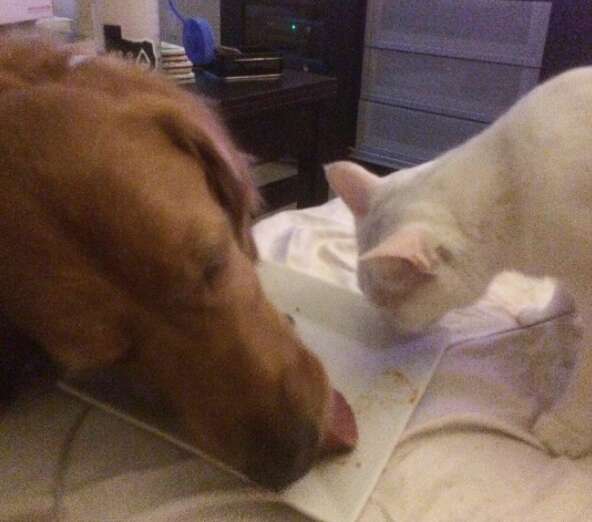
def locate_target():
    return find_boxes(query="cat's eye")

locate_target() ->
[436,246,453,264]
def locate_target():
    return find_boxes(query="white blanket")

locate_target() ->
[2,198,592,521]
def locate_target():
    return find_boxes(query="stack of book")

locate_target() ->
[160,42,195,84]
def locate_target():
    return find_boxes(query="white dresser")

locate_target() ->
[354,0,552,168]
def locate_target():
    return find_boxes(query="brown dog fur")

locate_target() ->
[0,37,343,489]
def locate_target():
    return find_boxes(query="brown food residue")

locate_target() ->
[386,368,419,404]
[353,368,419,414]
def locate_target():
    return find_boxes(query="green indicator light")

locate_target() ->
[291,23,297,31]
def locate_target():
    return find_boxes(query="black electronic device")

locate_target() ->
[221,0,367,156]
[203,46,284,82]
[242,2,329,74]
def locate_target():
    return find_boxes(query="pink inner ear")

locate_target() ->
[325,162,381,217]
[359,227,436,275]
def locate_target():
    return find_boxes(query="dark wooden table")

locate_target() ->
[186,69,338,209]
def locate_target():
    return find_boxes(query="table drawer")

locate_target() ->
[361,48,540,122]
[366,0,551,67]
[356,100,487,167]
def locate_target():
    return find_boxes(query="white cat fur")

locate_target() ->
[326,67,592,457]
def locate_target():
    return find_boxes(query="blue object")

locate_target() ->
[168,0,216,66]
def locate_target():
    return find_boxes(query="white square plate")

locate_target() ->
[59,261,447,522]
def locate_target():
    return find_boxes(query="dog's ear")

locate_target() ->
[125,95,261,258]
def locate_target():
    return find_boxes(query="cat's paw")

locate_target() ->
[533,411,592,458]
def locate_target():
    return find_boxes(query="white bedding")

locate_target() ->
[2,197,592,521]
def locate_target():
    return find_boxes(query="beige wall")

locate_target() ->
[53,0,76,18]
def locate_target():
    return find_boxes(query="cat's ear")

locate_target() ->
[359,226,438,276]
[325,161,382,217]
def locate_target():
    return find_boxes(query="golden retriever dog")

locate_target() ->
[0,37,356,490]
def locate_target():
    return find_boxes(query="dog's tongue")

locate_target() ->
[321,389,358,454]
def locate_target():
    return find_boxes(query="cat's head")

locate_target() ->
[326,161,482,333]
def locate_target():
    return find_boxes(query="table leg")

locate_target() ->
[296,101,334,208]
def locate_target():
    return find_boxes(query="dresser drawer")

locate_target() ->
[365,0,551,67]
[355,100,487,167]
[361,48,540,122]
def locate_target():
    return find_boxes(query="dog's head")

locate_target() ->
[0,38,356,489]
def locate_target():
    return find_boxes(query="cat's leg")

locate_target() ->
[533,327,592,457]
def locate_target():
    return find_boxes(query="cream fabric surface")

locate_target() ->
[2,198,592,521]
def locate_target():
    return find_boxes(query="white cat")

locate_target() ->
[326,66,592,458]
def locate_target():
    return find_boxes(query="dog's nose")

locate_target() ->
[245,418,321,491]
[245,389,358,490]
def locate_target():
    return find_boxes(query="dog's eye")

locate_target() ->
[203,255,226,286]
